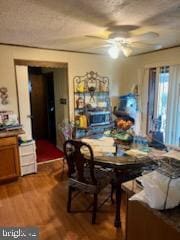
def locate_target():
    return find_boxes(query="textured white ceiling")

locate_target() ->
[0,0,180,56]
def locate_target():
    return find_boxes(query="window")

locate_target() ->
[147,65,180,146]
[147,66,170,142]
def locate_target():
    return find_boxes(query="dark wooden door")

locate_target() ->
[29,73,48,140]
[43,72,56,144]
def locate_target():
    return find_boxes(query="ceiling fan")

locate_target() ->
[85,25,160,58]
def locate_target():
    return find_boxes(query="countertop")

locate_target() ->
[122,180,180,233]
[0,129,24,138]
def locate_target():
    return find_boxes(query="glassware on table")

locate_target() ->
[132,135,149,152]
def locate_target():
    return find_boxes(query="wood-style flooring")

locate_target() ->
[0,160,125,240]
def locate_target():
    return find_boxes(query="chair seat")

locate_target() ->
[69,167,112,193]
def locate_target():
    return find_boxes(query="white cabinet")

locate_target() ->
[19,140,37,176]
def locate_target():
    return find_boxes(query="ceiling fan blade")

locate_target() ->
[130,41,161,49]
[107,25,139,32]
[85,35,108,41]
[129,32,159,42]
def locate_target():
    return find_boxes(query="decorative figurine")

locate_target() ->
[0,87,9,105]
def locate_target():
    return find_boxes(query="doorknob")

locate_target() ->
[50,107,55,112]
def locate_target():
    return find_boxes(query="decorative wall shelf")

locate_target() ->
[73,71,113,137]
[73,71,110,114]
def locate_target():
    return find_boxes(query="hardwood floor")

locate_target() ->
[0,160,125,240]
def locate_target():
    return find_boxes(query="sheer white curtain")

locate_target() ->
[154,67,160,120]
[137,68,149,135]
[166,65,180,146]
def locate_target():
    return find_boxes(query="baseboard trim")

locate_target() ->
[37,158,63,165]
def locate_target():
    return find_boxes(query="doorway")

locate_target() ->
[15,60,69,163]
[28,67,65,162]
[29,68,56,143]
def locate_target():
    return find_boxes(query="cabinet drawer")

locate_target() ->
[0,137,17,147]
[20,153,36,166]
[19,142,36,156]
[21,163,37,176]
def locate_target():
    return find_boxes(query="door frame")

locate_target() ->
[14,59,70,137]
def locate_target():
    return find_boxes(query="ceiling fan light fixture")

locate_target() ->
[108,45,119,59]
[121,46,132,57]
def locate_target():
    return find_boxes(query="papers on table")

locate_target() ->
[162,150,180,161]
[82,137,116,156]
[125,149,148,157]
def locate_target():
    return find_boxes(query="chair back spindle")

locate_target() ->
[63,140,97,185]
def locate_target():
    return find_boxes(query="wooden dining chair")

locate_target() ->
[63,139,112,224]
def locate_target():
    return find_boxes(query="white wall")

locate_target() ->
[0,45,123,125]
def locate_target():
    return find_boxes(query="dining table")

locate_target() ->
[81,135,162,228]
[89,151,157,228]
